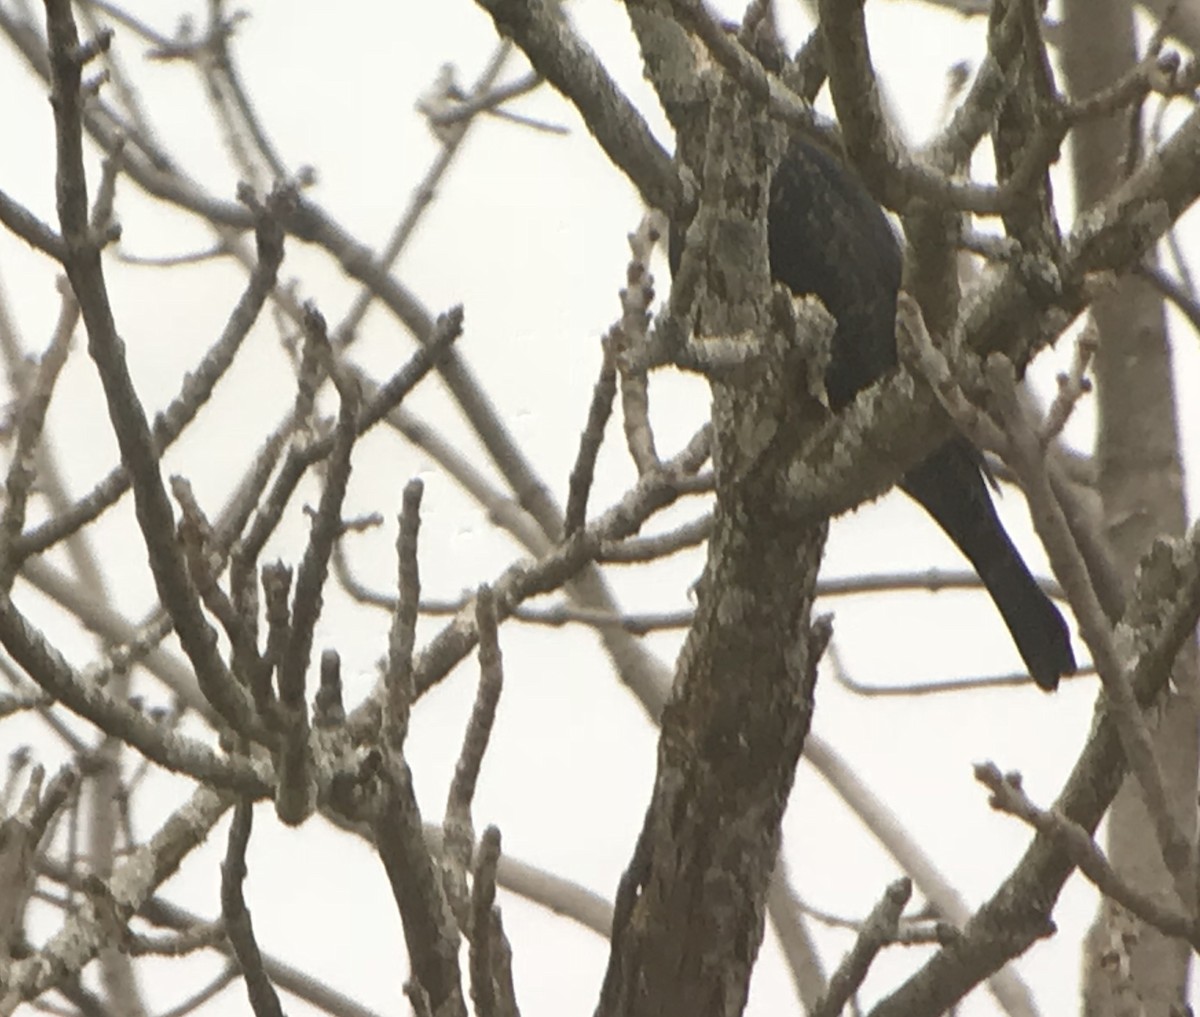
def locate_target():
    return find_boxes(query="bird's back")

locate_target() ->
[766,138,903,410]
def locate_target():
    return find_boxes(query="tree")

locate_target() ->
[0,0,1198,1015]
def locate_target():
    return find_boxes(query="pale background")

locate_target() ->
[0,0,1198,1014]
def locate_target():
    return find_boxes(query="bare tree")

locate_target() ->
[0,1,1198,1016]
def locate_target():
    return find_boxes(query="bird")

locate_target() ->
[671,135,1077,690]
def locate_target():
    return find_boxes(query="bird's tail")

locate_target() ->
[900,440,1077,691]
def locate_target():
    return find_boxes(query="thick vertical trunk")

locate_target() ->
[1060,3,1199,1013]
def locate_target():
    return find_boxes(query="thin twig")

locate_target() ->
[374,763,466,1017]
[273,310,360,824]
[345,425,712,739]
[473,0,683,217]
[0,188,66,260]
[0,785,233,1010]
[1137,261,1200,335]
[563,343,617,536]
[468,826,520,1017]
[977,764,1200,946]
[810,878,912,1017]
[0,590,270,795]
[333,43,514,349]
[220,801,285,1017]
[0,289,75,589]
[444,586,506,928]
[615,212,664,475]
[985,357,1192,880]
[47,0,262,733]
[384,479,425,751]
[15,187,285,565]
[1040,320,1097,442]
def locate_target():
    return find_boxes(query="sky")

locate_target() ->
[1,1,1198,1015]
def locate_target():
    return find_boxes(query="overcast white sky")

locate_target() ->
[1,1,1199,1014]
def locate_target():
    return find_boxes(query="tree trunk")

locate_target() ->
[1061,2,1200,1013]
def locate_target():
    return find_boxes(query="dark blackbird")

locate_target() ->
[672,137,1076,690]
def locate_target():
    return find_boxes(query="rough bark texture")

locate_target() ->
[595,487,826,1016]
[595,76,829,1015]
[1061,1,1200,1013]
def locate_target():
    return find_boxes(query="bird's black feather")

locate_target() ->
[671,137,1076,690]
